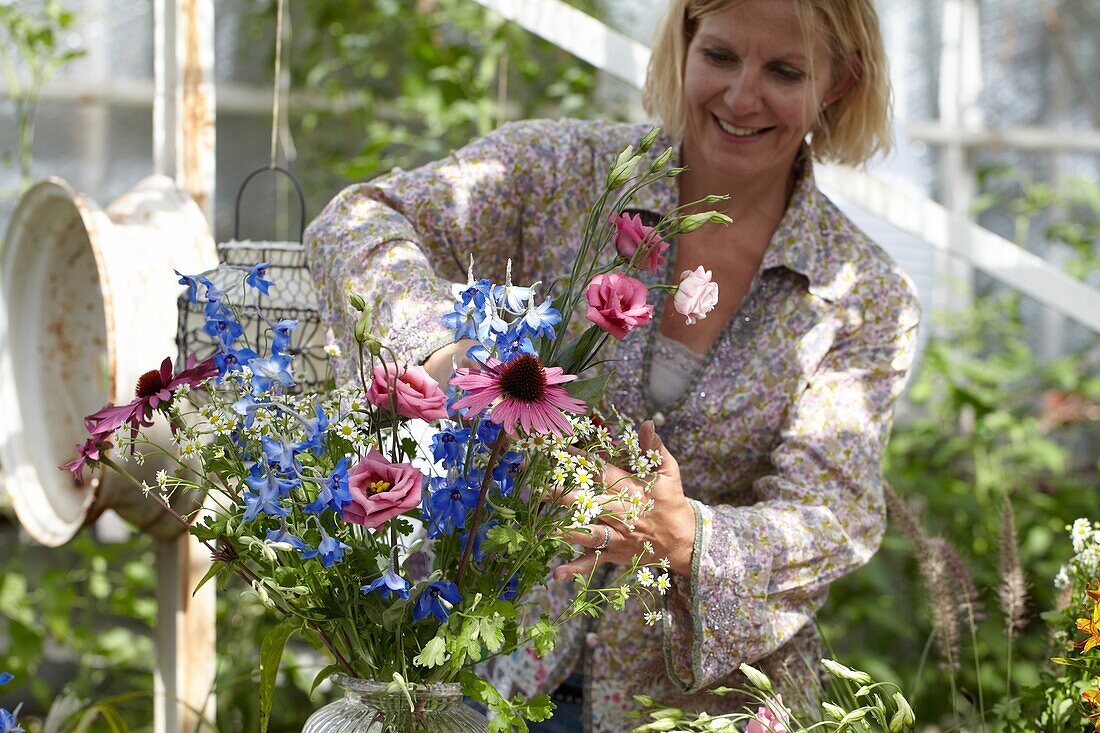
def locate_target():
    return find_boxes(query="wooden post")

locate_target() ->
[153,1,217,732]
[935,0,982,321]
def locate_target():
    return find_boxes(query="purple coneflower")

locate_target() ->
[63,356,217,482]
[450,354,586,436]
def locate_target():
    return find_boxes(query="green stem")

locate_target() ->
[454,431,508,587]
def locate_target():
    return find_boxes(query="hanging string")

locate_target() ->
[270,0,285,168]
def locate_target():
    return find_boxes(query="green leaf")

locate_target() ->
[381,597,410,631]
[310,664,342,697]
[192,561,224,595]
[565,372,612,405]
[259,619,300,733]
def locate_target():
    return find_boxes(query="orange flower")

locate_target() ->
[1076,602,1100,653]
[1086,578,1100,604]
[1082,688,1100,731]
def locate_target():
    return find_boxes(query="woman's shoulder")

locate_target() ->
[483,117,664,160]
[812,188,921,322]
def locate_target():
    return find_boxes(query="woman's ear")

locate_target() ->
[823,51,862,109]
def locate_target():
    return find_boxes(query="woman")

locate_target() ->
[305,0,920,729]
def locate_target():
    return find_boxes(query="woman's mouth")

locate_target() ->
[714,115,773,138]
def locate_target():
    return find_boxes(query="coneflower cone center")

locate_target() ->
[498,354,547,402]
[135,369,167,399]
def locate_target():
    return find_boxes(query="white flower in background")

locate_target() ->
[644,610,664,626]
[178,437,201,459]
[323,343,342,358]
[1071,518,1092,554]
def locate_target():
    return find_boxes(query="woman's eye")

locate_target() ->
[702,49,734,65]
[773,66,806,82]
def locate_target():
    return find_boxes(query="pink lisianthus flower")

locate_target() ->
[343,448,424,530]
[610,212,669,273]
[583,273,654,339]
[450,355,587,437]
[673,266,719,325]
[746,695,790,733]
[365,362,449,421]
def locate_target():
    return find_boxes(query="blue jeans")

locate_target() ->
[466,673,585,731]
[530,673,584,732]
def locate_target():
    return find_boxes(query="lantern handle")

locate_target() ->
[234,164,306,242]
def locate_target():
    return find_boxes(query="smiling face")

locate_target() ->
[681,0,846,191]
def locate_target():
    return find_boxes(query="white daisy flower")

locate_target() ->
[156,469,169,487]
[1071,518,1092,554]
[637,567,655,587]
[178,437,201,459]
[643,610,663,626]
[324,343,342,358]
[655,573,671,595]
[573,468,595,490]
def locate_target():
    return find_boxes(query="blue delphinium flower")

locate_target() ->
[242,469,296,522]
[262,436,299,472]
[494,329,537,362]
[305,457,352,514]
[425,477,480,538]
[232,393,268,428]
[250,356,295,393]
[518,297,561,341]
[199,276,231,319]
[296,404,328,456]
[412,580,462,623]
[265,523,308,552]
[442,298,481,341]
[493,281,533,313]
[176,270,200,303]
[473,299,508,345]
[270,319,298,358]
[475,420,502,448]
[500,572,519,602]
[459,519,495,563]
[492,450,524,496]
[430,427,470,467]
[1,672,23,733]
[361,565,410,600]
[203,315,245,347]
[302,525,350,568]
[245,262,274,294]
[214,345,259,379]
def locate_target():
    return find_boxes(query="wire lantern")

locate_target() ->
[175,166,329,393]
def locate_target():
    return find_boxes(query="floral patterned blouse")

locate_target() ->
[305,118,921,731]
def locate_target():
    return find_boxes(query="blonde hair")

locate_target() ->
[643,0,893,167]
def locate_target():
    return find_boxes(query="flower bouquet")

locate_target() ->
[65,128,730,731]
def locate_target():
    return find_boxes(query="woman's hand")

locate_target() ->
[422,338,478,389]
[552,420,696,581]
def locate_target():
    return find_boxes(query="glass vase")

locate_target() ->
[302,677,489,733]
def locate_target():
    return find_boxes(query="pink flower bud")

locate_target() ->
[610,212,669,274]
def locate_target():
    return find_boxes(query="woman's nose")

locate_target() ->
[724,71,764,115]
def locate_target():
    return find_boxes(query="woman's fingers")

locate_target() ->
[553,552,599,581]
[559,522,616,549]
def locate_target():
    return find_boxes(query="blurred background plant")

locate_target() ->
[820,167,1100,731]
[0,0,84,195]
